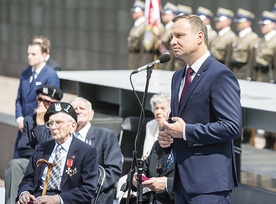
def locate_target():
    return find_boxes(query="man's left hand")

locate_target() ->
[142,177,167,193]
[164,117,185,138]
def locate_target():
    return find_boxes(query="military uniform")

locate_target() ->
[252,11,276,83]
[230,9,260,80]
[210,7,237,67]
[252,11,276,150]
[158,3,186,71]
[128,1,146,69]
[196,6,218,49]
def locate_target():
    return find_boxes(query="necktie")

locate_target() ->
[165,150,174,171]
[29,71,36,88]
[179,67,194,106]
[47,145,62,190]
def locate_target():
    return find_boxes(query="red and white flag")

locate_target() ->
[143,0,161,51]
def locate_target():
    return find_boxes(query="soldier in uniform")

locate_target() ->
[196,6,218,48]
[158,2,185,71]
[210,7,237,67]
[230,9,260,146]
[252,11,276,150]
[252,11,276,83]
[127,1,145,69]
[231,8,260,81]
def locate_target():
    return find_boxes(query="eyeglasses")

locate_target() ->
[46,120,72,128]
[37,96,53,106]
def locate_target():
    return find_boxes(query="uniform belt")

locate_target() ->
[231,61,246,69]
[254,63,269,73]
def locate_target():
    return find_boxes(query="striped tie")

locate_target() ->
[47,145,62,190]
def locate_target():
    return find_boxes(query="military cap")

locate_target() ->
[214,7,234,22]
[131,0,145,12]
[44,102,77,123]
[258,10,276,25]
[36,85,63,100]
[177,4,192,15]
[162,2,178,15]
[234,8,255,23]
[196,6,213,21]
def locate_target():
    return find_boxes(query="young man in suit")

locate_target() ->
[5,85,63,204]
[158,14,242,203]
[70,97,122,204]
[17,102,98,204]
[14,41,60,158]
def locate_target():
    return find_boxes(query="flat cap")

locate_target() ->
[258,10,276,25]
[162,2,178,15]
[234,8,255,23]
[215,7,234,22]
[44,102,77,123]
[196,6,213,20]
[131,0,145,12]
[177,4,192,15]
[36,85,63,100]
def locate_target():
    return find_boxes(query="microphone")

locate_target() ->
[131,54,171,74]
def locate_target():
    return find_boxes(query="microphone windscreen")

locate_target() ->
[159,54,171,63]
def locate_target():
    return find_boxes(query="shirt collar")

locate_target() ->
[76,123,91,142]
[218,26,230,36]
[264,30,276,41]
[239,27,252,38]
[32,62,46,75]
[135,16,145,27]
[55,135,73,152]
[186,51,211,74]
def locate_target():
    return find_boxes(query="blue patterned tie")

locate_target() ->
[165,150,174,171]
[47,145,62,190]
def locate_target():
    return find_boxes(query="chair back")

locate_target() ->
[92,165,106,204]
[118,116,153,175]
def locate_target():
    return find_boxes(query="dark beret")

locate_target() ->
[36,85,63,100]
[44,102,77,122]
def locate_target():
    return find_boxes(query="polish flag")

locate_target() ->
[143,0,161,51]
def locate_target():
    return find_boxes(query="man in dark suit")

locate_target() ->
[17,102,98,204]
[5,85,63,204]
[158,14,242,203]
[70,97,122,204]
[14,41,60,158]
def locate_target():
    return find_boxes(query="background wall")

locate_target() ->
[0,0,275,77]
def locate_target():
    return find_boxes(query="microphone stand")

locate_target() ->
[125,66,153,204]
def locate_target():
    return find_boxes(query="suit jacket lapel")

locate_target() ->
[85,125,96,146]
[178,56,214,115]
[60,137,78,189]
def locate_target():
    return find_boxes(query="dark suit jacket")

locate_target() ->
[15,64,60,119]
[85,125,122,204]
[18,114,51,159]
[170,55,242,194]
[17,136,98,204]
[143,141,174,204]
[47,57,62,71]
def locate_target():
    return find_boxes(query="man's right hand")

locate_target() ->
[158,127,173,148]
[17,120,24,133]
[18,192,36,204]
[36,102,47,125]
